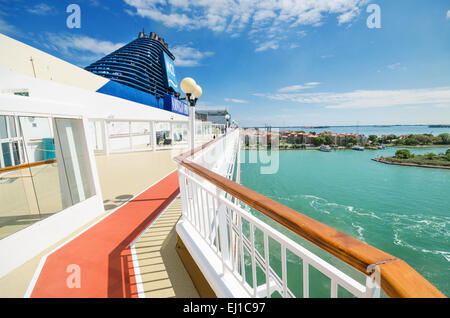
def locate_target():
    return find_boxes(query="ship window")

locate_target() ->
[155,122,171,147]
[172,123,188,145]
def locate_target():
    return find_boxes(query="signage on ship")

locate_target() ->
[163,94,189,116]
[162,51,178,91]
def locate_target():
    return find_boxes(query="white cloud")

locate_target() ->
[124,0,368,51]
[255,40,279,52]
[27,3,54,15]
[43,33,125,63]
[377,62,407,73]
[0,17,16,35]
[47,34,124,55]
[224,98,248,103]
[255,86,450,110]
[337,8,360,25]
[278,82,320,93]
[446,10,450,20]
[170,45,214,67]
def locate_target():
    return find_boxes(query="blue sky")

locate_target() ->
[1,0,450,126]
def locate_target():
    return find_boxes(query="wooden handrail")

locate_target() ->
[174,132,445,298]
[0,159,56,174]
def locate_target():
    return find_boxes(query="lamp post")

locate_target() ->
[225,114,230,133]
[180,77,202,150]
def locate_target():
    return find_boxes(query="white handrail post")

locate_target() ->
[364,270,381,298]
[151,121,156,151]
[178,168,189,218]
[102,119,110,155]
[216,188,230,270]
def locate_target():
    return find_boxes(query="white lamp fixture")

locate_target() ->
[180,77,196,95]
[193,84,202,99]
[180,77,203,151]
[225,114,230,128]
[180,77,202,107]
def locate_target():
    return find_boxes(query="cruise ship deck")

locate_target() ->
[0,33,445,299]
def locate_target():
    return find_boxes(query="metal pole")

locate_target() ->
[189,105,195,150]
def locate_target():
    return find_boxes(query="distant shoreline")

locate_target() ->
[243,144,447,151]
[372,158,450,170]
[245,124,450,129]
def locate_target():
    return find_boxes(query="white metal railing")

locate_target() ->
[88,118,221,155]
[177,129,381,298]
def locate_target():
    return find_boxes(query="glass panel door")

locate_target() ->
[19,116,63,216]
[54,118,95,205]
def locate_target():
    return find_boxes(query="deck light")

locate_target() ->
[181,77,201,107]
[180,77,203,150]
[193,84,202,99]
[225,114,230,128]
[180,77,196,95]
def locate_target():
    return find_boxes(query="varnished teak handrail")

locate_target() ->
[174,132,445,298]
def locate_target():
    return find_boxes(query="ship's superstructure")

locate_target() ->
[85,31,178,98]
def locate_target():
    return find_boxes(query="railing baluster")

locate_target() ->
[250,223,257,297]
[239,214,246,284]
[264,233,270,298]
[282,245,287,297]
[205,190,212,244]
[212,193,220,252]
[331,279,338,298]
[186,175,194,223]
[217,189,230,271]
[303,261,309,298]
[178,171,189,219]
[193,181,202,235]
[228,207,235,272]
[199,188,207,239]
[186,177,194,223]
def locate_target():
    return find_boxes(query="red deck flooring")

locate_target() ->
[30,171,180,298]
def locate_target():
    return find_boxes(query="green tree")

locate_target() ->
[381,134,397,144]
[445,153,450,161]
[313,136,326,146]
[395,149,412,159]
[397,137,419,146]
[438,133,450,145]
[414,134,433,144]
[346,136,357,146]
[323,135,332,145]
[368,135,378,143]
[446,149,450,155]
[424,152,436,160]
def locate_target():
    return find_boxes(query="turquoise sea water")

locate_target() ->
[240,147,450,296]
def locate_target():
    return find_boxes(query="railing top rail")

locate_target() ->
[174,129,445,298]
